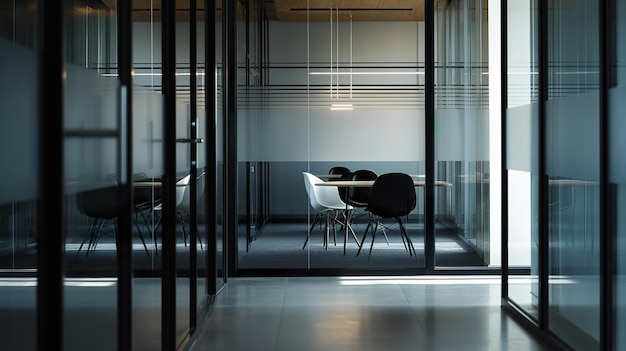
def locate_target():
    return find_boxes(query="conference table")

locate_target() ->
[316,179,452,188]
[317,174,426,181]
[315,177,453,254]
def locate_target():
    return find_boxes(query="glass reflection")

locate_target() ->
[546,0,600,349]
[0,2,38,350]
[505,0,539,319]
[434,0,491,269]
[612,1,626,349]
[63,2,119,349]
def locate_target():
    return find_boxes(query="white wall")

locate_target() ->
[236,20,488,163]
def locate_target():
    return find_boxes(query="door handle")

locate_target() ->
[176,138,204,143]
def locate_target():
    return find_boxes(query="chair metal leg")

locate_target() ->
[339,210,359,255]
[381,224,390,245]
[196,226,204,250]
[76,219,98,258]
[367,221,380,259]
[178,213,188,247]
[397,218,416,257]
[356,219,373,256]
[302,212,321,249]
[325,214,330,250]
[133,217,151,257]
[88,219,107,255]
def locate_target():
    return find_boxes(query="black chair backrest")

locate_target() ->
[336,171,353,204]
[349,170,377,207]
[367,173,416,218]
[76,185,120,219]
[75,173,120,219]
[328,166,350,177]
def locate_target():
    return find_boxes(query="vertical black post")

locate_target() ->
[538,0,549,331]
[245,0,250,87]
[424,0,435,271]
[189,0,198,330]
[37,1,64,350]
[205,0,218,295]
[246,161,251,252]
[162,0,177,349]
[225,0,238,276]
[258,0,264,85]
[500,0,509,300]
[599,0,613,349]
[117,1,133,350]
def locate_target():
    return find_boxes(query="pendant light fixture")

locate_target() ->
[329,6,353,111]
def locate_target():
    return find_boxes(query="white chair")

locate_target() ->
[302,172,359,253]
[153,174,191,249]
[177,172,206,250]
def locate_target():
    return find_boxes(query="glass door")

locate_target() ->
[62,1,127,349]
[232,0,499,274]
[546,0,600,348]
[505,0,540,319]
[130,0,164,348]
[433,0,494,269]
[234,1,427,271]
[214,0,225,291]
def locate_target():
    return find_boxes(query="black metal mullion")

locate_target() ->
[189,0,198,331]
[37,1,64,350]
[599,0,613,349]
[246,0,250,86]
[225,0,238,277]
[205,0,218,295]
[538,0,549,332]
[424,0,435,272]
[258,3,263,85]
[117,1,133,350]
[500,0,509,300]
[246,162,251,252]
[162,0,177,349]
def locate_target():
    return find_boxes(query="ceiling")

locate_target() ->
[103,0,485,23]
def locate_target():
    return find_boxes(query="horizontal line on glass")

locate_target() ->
[311,71,424,75]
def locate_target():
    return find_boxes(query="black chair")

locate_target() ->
[356,173,417,258]
[346,169,382,238]
[328,166,350,178]
[347,169,378,208]
[133,174,162,253]
[328,167,352,242]
[75,174,150,257]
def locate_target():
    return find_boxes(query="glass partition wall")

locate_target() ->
[434,0,492,268]
[214,0,225,289]
[505,0,540,319]
[61,1,128,349]
[612,2,626,350]
[235,3,426,271]
[0,1,38,349]
[545,0,600,348]
[0,0,216,349]
[235,0,498,273]
[503,0,605,350]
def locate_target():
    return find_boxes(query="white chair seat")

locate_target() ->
[302,172,358,253]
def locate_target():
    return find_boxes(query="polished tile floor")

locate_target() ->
[189,276,552,351]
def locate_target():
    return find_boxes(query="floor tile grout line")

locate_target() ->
[272,277,290,351]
